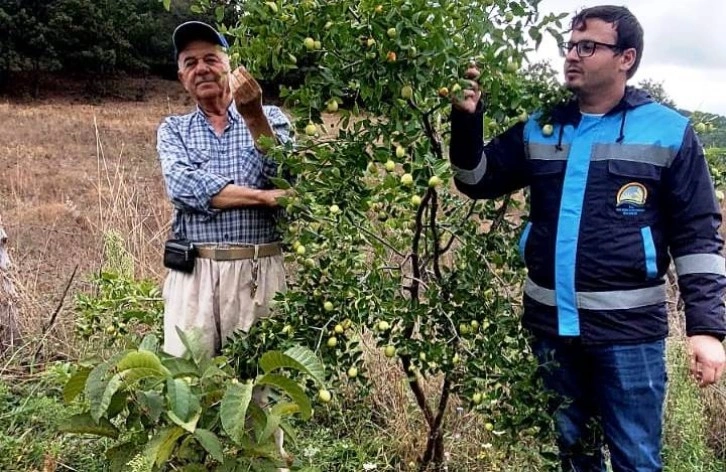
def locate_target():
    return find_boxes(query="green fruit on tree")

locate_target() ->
[419,352,426,361]
[305,122,317,136]
[384,345,396,358]
[334,324,344,334]
[324,21,333,29]
[304,257,315,268]
[459,323,470,335]
[329,204,340,215]
[485,422,494,431]
[323,301,334,312]
[438,86,449,97]
[542,124,554,137]
[518,111,529,122]
[401,85,413,99]
[384,159,396,172]
[327,336,338,347]
[472,392,483,404]
[374,4,383,13]
[304,37,315,51]
[695,122,707,134]
[395,145,406,158]
[347,366,358,378]
[387,27,397,38]
[377,320,390,331]
[326,99,338,112]
[451,83,462,93]
[452,353,460,364]
[506,60,519,73]
[428,175,442,188]
[401,173,414,186]
[318,389,332,403]
[470,319,480,330]
[296,245,306,255]
[281,324,293,334]
[505,11,514,22]
[367,38,376,48]
[314,40,322,50]
[411,195,422,206]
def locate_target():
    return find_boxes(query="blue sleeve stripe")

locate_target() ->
[518,222,532,265]
[641,227,658,279]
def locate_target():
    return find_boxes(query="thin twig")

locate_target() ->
[32,265,78,362]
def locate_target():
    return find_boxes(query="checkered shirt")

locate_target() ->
[157,102,292,244]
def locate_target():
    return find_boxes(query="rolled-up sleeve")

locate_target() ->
[156,118,232,215]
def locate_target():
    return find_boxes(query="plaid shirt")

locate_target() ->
[157,103,292,244]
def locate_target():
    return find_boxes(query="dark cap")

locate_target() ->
[172,21,229,59]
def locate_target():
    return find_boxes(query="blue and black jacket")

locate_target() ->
[450,87,726,344]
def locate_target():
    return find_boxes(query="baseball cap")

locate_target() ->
[172,21,229,59]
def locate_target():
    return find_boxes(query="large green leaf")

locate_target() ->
[168,407,201,433]
[117,350,168,375]
[162,357,199,378]
[167,377,193,420]
[85,351,129,421]
[220,381,254,445]
[256,373,312,420]
[58,413,119,439]
[63,366,91,404]
[176,327,208,367]
[194,428,225,463]
[258,412,280,445]
[144,426,186,467]
[259,346,325,386]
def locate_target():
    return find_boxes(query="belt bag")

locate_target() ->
[163,239,197,273]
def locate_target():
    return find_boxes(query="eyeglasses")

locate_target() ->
[559,40,622,58]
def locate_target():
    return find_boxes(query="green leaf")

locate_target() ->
[176,327,208,367]
[259,346,325,386]
[63,367,91,404]
[194,428,225,463]
[139,334,160,352]
[85,352,128,421]
[145,426,186,468]
[167,407,201,433]
[138,390,164,422]
[258,412,281,444]
[256,373,312,419]
[95,373,124,421]
[162,357,199,378]
[167,377,193,420]
[58,413,119,439]
[221,381,254,444]
[215,5,224,22]
[269,177,291,189]
[162,0,171,11]
[118,350,167,374]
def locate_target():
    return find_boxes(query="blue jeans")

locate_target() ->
[532,337,667,472]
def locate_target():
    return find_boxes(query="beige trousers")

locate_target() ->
[162,255,286,357]
[162,255,289,469]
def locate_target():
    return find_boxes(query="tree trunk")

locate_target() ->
[0,216,21,355]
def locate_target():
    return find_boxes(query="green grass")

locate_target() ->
[662,341,726,472]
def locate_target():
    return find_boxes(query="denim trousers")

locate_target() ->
[532,336,667,472]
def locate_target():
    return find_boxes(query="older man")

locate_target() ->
[158,20,291,356]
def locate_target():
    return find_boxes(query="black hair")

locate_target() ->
[571,5,644,78]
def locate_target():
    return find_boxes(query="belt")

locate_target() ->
[196,243,282,261]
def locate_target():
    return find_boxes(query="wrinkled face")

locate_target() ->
[177,40,230,102]
[563,18,635,94]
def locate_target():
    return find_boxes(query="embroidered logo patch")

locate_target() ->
[616,182,647,216]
